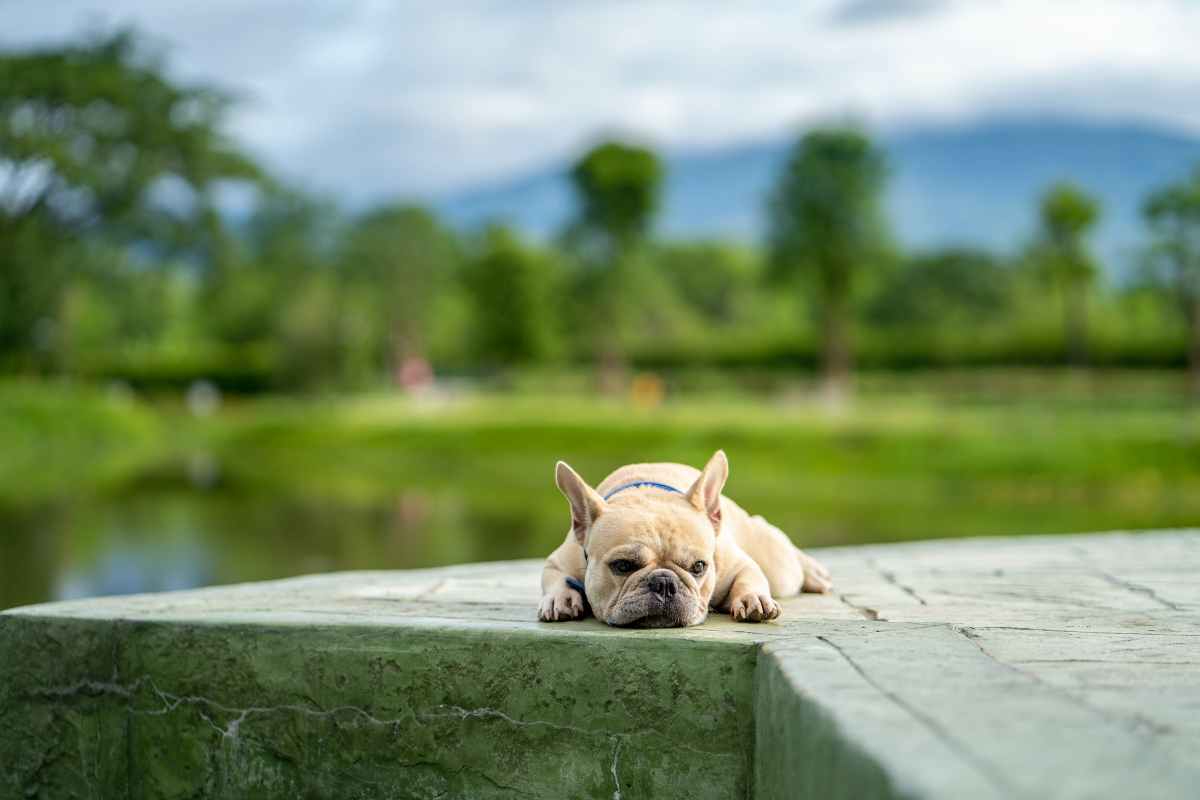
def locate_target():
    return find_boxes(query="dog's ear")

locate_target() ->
[686,450,728,532]
[556,461,607,546]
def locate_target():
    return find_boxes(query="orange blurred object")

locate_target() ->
[630,372,665,410]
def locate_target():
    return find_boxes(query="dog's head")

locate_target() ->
[554,451,728,628]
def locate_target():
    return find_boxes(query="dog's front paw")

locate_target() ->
[538,585,586,622]
[730,592,781,623]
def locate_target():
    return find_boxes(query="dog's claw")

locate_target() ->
[730,592,780,623]
[538,586,586,622]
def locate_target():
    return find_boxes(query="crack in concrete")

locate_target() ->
[815,634,1023,798]
[218,700,417,741]
[423,704,593,735]
[956,626,1174,737]
[973,625,1200,638]
[867,558,928,606]
[837,593,884,620]
[610,737,623,800]
[1092,569,1183,612]
[422,579,449,598]
[31,676,421,741]
[28,679,642,798]
[1070,543,1184,611]
[28,677,150,701]
[426,704,696,800]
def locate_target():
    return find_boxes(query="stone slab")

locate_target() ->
[2,530,1199,798]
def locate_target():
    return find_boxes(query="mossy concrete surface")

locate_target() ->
[3,531,1199,798]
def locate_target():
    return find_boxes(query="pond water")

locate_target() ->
[0,485,562,611]
[5,469,1199,611]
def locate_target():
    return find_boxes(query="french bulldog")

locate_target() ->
[538,450,832,627]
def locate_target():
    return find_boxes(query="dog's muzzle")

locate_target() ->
[609,569,705,628]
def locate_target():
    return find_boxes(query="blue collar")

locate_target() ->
[602,480,685,501]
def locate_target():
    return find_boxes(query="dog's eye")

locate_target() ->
[609,559,638,576]
[690,560,707,576]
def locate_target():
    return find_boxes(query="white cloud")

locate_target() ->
[2,0,1197,200]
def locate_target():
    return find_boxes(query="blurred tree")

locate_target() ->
[768,127,889,400]
[652,241,760,323]
[1032,182,1101,366]
[1143,167,1200,396]
[461,226,559,366]
[868,248,1011,328]
[205,190,337,350]
[567,141,662,258]
[247,189,340,277]
[339,205,458,385]
[274,272,344,388]
[563,140,663,386]
[0,31,258,368]
[58,246,174,374]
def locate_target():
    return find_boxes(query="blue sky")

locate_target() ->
[3,1,1198,201]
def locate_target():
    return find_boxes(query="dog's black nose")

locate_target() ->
[647,572,677,598]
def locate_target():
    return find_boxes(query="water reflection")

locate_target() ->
[5,450,1199,610]
[0,487,561,611]
[56,542,214,600]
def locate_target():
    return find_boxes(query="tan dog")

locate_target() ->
[538,451,832,627]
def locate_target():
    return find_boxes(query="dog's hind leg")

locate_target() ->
[744,515,832,595]
[795,547,833,593]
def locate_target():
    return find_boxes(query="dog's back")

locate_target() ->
[596,461,811,597]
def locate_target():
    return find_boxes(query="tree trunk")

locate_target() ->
[820,286,852,406]
[594,281,627,395]
[593,244,630,395]
[1189,296,1200,401]
[595,345,627,395]
[1064,283,1089,367]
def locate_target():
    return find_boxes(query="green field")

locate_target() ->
[3,371,1200,609]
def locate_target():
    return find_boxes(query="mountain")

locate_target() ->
[435,118,1200,272]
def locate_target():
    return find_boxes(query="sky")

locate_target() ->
[2,0,1198,203]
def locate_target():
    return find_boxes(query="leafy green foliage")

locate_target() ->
[3,31,1200,389]
[205,190,335,347]
[869,248,1011,328]
[339,204,460,367]
[767,128,890,287]
[461,226,559,365]
[1142,166,1200,391]
[768,127,891,390]
[0,31,258,367]
[561,140,665,372]
[567,141,663,253]
[1034,183,1100,286]
[1143,167,1200,311]
[1028,182,1101,364]
[652,241,761,323]
[0,31,256,237]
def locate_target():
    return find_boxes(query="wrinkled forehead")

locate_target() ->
[589,503,714,558]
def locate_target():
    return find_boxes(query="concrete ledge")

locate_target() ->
[3,531,1199,798]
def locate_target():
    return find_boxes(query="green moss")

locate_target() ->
[1,616,757,799]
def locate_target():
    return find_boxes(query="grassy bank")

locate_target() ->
[6,371,1200,544]
[0,380,166,506]
[4,370,1200,609]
